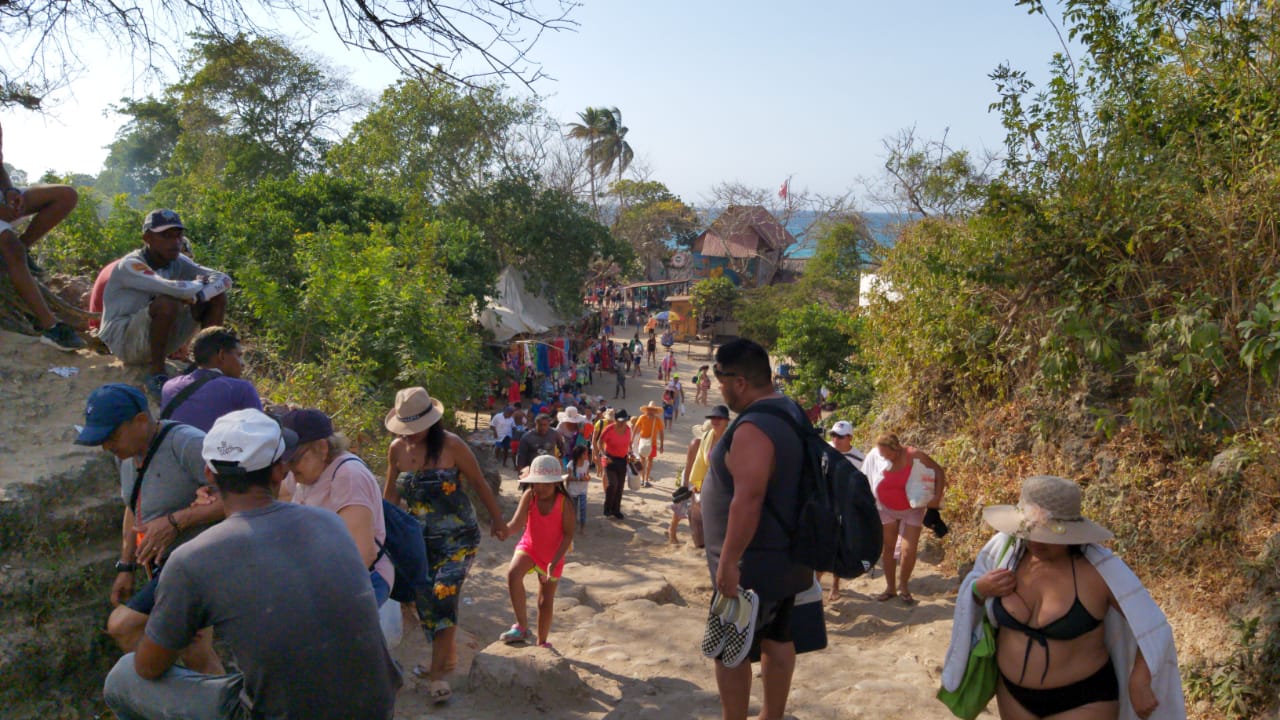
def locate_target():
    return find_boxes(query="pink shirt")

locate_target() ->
[875,448,915,511]
[290,452,393,587]
[515,493,568,578]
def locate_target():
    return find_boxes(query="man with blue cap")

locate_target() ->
[76,383,225,674]
[103,408,402,720]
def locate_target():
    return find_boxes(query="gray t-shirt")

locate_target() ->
[703,396,813,602]
[147,502,402,719]
[119,421,209,558]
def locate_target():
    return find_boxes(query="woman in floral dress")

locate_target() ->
[384,387,507,703]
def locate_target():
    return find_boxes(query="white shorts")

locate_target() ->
[116,304,198,365]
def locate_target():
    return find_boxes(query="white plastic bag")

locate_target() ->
[627,461,642,491]
[637,437,653,457]
[905,458,936,508]
[379,599,403,648]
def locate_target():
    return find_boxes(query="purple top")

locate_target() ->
[160,369,263,432]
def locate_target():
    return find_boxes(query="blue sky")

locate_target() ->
[5,1,1065,205]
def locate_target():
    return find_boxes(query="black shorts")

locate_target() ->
[124,569,162,614]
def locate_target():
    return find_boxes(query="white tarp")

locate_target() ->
[479,267,565,341]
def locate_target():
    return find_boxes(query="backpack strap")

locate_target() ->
[329,455,387,571]
[128,422,180,519]
[159,371,221,420]
[721,399,816,536]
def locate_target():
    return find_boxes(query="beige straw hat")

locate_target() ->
[384,386,444,436]
[983,475,1113,544]
[557,406,587,425]
[642,401,662,413]
[521,455,565,484]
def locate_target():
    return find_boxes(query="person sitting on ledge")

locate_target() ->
[98,209,232,401]
[0,121,84,350]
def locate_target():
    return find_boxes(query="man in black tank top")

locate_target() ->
[701,339,811,720]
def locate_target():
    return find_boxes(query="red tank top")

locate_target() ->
[876,448,914,511]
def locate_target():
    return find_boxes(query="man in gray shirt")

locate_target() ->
[76,383,226,674]
[99,209,233,399]
[104,409,402,720]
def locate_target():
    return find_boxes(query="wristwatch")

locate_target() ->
[114,560,138,574]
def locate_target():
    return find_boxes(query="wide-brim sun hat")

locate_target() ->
[558,406,587,424]
[983,475,1113,545]
[642,401,662,413]
[522,454,564,483]
[384,386,444,435]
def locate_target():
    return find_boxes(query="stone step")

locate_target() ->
[0,542,116,617]
[0,454,118,553]
[0,597,117,719]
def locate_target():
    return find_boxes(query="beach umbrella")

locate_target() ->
[655,311,670,320]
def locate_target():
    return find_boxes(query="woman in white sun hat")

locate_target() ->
[941,475,1185,720]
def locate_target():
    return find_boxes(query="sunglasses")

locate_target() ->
[712,366,738,379]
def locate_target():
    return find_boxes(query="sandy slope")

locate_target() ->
[390,339,966,720]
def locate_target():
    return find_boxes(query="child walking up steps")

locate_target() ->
[502,455,576,648]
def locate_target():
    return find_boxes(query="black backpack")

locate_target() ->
[333,457,431,603]
[723,401,882,580]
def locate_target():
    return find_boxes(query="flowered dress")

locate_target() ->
[398,467,481,635]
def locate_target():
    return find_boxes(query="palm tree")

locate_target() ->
[593,107,634,193]
[565,107,611,215]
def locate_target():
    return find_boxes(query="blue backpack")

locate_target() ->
[335,458,431,602]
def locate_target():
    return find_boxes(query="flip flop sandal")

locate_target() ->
[898,591,917,604]
[426,680,452,704]
[874,590,895,602]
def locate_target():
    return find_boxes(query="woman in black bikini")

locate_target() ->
[971,476,1160,719]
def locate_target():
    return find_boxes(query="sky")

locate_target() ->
[4,1,1066,206]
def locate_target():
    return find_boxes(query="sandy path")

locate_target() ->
[392,335,965,719]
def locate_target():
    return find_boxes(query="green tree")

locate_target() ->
[800,216,873,308]
[329,77,537,207]
[441,172,631,314]
[690,276,740,339]
[774,303,869,409]
[96,98,181,200]
[610,179,699,276]
[565,107,612,216]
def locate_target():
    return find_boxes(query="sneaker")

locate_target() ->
[40,322,85,351]
[144,373,169,402]
[718,588,760,669]
[499,624,532,645]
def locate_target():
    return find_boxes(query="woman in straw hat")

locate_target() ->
[941,476,1184,720]
[383,387,508,704]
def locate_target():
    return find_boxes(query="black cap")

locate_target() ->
[706,405,730,420]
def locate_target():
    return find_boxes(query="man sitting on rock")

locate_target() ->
[75,383,226,674]
[98,210,232,400]
[102,408,402,720]
[159,327,262,432]
[0,121,84,350]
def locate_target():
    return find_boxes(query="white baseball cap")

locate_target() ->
[829,420,854,437]
[203,409,297,474]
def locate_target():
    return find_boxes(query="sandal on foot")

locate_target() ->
[426,680,452,704]
[898,591,916,604]
[411,664,431,679]
[874,590,895,602]
[499,624,533,644]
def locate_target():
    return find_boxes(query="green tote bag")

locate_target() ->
[937,537,1015,719]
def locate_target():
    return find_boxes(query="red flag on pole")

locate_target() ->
[778,179,789,200]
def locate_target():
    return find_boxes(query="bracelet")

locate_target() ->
[971,584,984,601]
[167,512,181,530]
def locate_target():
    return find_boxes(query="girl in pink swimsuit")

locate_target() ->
[501,455,576,647]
